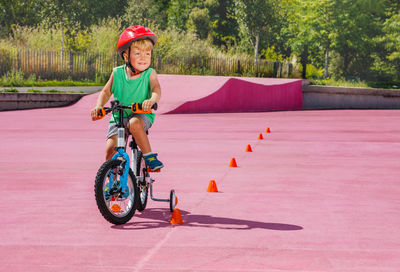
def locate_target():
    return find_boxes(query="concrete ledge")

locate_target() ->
[0,86,101,111]
[0,92,86,111]
[303,85,400,109]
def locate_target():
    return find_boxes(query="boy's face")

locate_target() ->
[125,47,152,72]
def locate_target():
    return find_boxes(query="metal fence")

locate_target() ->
[0,49,296,81]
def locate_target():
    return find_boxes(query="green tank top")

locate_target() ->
[109,65,155,124]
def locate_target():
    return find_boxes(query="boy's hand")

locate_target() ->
[91,107,102,121]
[142,99,156,112]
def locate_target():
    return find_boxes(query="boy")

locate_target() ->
[91,25,163,171]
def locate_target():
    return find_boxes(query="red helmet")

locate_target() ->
[117,25,157,57]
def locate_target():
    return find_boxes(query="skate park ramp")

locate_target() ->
[156,74,302,114]
[0,75,400,271]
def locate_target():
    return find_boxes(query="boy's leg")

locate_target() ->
[127,117,151,154]
[128,116,163,170]
[105,135,117,161]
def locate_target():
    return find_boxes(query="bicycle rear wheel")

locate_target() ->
[94,159,138,225]
[136,151,149,211]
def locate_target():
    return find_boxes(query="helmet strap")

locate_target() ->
[126,61,139,75]
[126,47,140,75]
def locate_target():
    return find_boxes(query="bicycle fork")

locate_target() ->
[109,127,130,196]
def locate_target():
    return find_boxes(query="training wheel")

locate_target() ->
[169,189,178,212]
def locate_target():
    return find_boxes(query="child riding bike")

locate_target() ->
[90,25,163,171]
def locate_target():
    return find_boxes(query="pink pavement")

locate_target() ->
[0,75,400,271]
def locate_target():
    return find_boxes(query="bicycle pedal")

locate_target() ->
[147,168,161,172]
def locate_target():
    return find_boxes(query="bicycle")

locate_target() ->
[93,100,177,225]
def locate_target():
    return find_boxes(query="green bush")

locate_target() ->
[305,64,323,79]
[0,69,25,86]
[8,25,62,51]
[0,88,18,92]
[153,26,214,59]
[0,49,15,76]
[311,78,370,88]
[88,18,122,55]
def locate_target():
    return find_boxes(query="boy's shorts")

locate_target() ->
[106,114,152,139]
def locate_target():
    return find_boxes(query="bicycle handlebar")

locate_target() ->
[94,101,158,121]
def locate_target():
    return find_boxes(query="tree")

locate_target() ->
[331,0,386,79]
[382,11,400,80]
[268,0,295,60]
[0,0,42,37]
[124,0,169,28]
[39,0,127,55]
[234,0,279,64]
[287,0,390,80]
[287,0,337,78]
[286,0,311,78]
[310,0,335,78]
[186,7,211,39]
[167,0,198,30]
[40,0,68,57]
[206,0,239,48]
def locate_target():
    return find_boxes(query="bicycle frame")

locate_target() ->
[108,101,132,194]
[107,100,159,197]
[95,100,177,215]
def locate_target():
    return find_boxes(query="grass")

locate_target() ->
[26,89,86,93]
[0,88,86,93]
[26,80,101,87]
[0,69,103,87]
[311,78,370,88]
[0,88,18,92]
[0,79,102,87]
[311,78,400,89]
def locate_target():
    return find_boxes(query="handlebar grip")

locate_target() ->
[93,108,106,121]
[131,103,158,113]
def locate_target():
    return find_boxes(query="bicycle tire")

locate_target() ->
[136,151,149,211]
[94,159,138,225]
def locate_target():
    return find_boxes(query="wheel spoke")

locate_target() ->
[96,159,137,221]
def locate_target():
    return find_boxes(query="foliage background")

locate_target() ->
[0,0,399,85]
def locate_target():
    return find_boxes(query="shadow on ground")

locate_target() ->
[111,208,303,231]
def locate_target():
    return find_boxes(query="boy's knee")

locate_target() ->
[128,117,144,132]
[106,144,114,153]
[105,146,116,160]
[105,136,117,160]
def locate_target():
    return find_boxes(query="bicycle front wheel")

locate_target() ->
[94,159,138,225]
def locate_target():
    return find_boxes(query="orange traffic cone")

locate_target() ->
[258,133,264,140]
[229,158,238,167]
[266,127,271,133]
[169,209,183,225]
[245,144,253,152]
[207,180,218,192]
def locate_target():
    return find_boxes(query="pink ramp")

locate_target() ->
[157,75,302,114]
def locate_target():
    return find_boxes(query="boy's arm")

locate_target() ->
[91,72,113,121]
[143,70,161,112]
